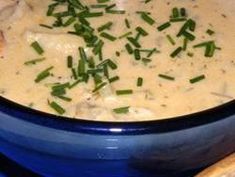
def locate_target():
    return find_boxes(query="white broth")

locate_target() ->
[0,0,235,121]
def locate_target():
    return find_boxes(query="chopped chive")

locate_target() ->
[93,40,104,55]
[137,77,143,87]
[181,31,195,41]
[57,95,72,102]
[134,49,141,60]
[116,51,120,57]
[140,12,155,25]
[52,17,63,27]
[193,41,211,48]
[48,101,65,115]
[67,0,85,10]
[68,80,82,89]
[135,33,141,41]
[177,19,196,37]
[100,32,117,41]
[127,37,141,48]
[63,17,76,27]
[93,74,102,85]
[87,57,96,68]
[47,3,58,16]
[79,48,88,62]
[142,58,152,64]
[116,89,133,95]
[67,56,73,68]
[170,47,183,58]
[90,4,108,8]
[170,18,187,22]
[158,74,175,81]
[190,75,206,84]
[125,43,134,54]
[118,31,132,39]
[193,41,220,57]
[172,7,180,18]
[24,58,46,65]
[136,26,148,36]
[187,52,194,57]
[140,49,156,53]
[39,24,53,29]
[136,11,151,15]
[96,59,109,68]
[182,38,188,51]
[72,68,78,80]
[52,83,70,91]
[92,82,107,92]
[106,9,126,14]
[180,8,187,17]
[35,66,53,83]
[105,4,126,14]
[79,11,104,18]
[97,21,113,32]
[31,41,44,55]
[53,11,71,18]
[205,45,216,57]
[113,106,130,114]
[82,73,89,83]
[78,59,86,76]
[206,29,215,36]
[109,76,120,83]
[98,49,103,61]
[51,88,66,97]
[157,22,171,31]
[87,68,104,74]
[79,17,90,25]
[125,18,131,28]
[97,0,110,3]
[96,59,117,70]
[166,35,176,45]
[147,48,159,58]
[107,59,118,70]
[105,3,117,10]
[145,0,152,3]
[139,49,152,53]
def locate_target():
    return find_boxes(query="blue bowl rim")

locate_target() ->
[0,96,235,135]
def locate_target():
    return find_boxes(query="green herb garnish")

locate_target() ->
[190,75,206,84]
[35,66,53,83]
[113,106,130,114]
[137,77,143,87]
[48,101,65,115]
[31,41,44,55]
[158,74,175,81]
[116,89,133,95]
[24,58,46,65]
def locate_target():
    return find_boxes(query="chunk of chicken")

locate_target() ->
[0,0,29,22]
[0,0,17,21]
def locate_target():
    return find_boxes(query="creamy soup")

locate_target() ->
[0,0,235,121]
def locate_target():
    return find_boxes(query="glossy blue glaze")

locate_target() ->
[0,96,235,177]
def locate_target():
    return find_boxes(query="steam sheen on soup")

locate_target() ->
[0,0,235,121]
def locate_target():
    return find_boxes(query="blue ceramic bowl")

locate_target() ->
[0,96,235,177]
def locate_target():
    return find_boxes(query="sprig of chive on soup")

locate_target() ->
[0,0,234,121]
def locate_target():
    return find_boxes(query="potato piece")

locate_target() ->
[25,31,86,56]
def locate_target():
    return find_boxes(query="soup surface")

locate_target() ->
[0,0,235,121]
